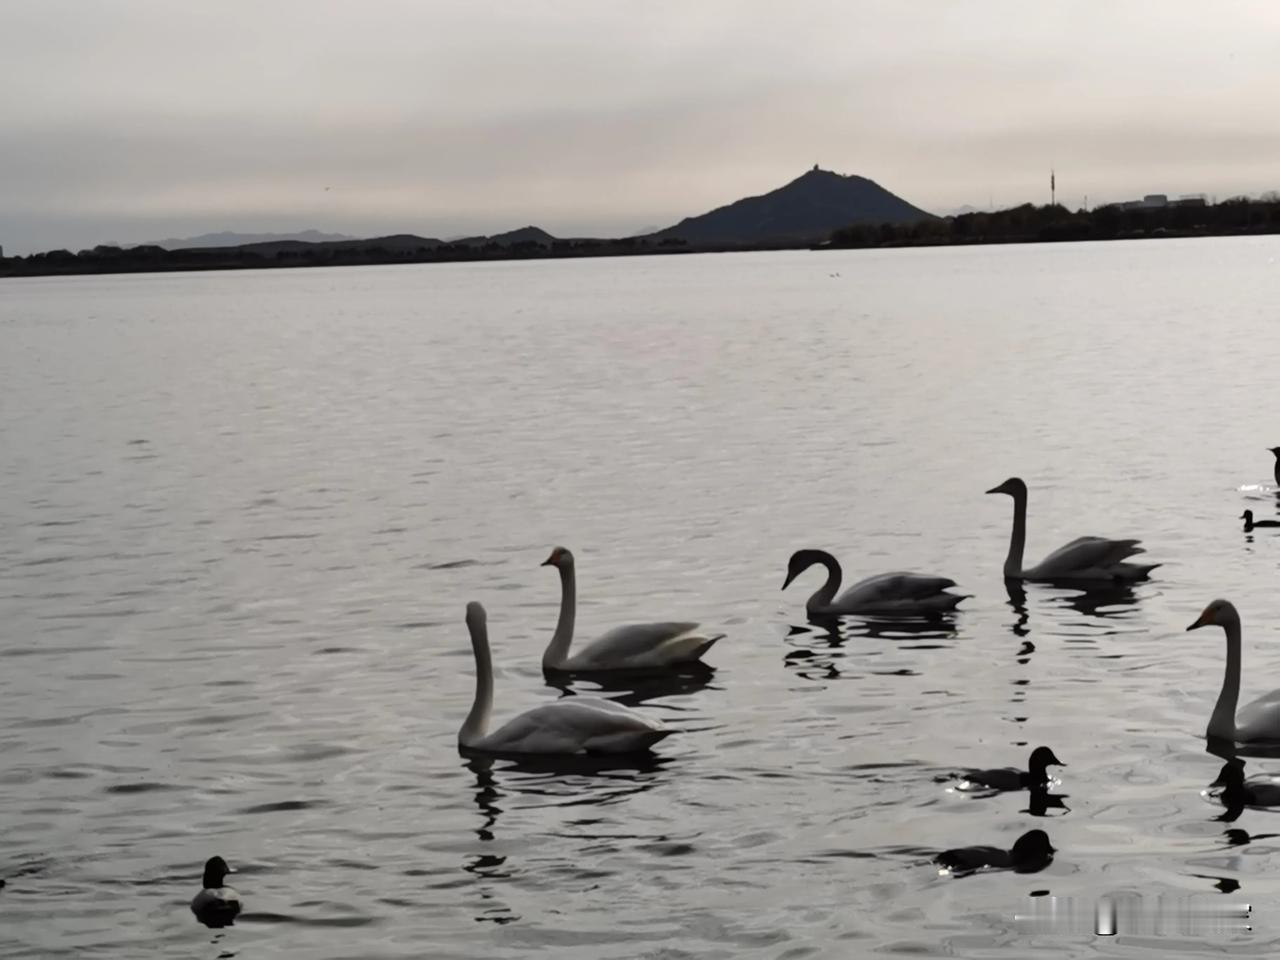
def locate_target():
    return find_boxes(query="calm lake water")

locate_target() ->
[4,238,1280,957]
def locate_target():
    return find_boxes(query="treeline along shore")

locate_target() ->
[0,234,702,278]
[823,195,1280,250]
[5,196,1280,279]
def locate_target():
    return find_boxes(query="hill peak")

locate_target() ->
[651,168,934,245]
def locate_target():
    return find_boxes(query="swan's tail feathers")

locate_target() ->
[688,634,725,661]
[1116,562,1161,581]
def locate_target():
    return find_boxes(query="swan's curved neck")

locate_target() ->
[1003,491,1028,578]
[543,563,577,669]
[807,553,843,612]
[1209,615,1243,741]
[460,619,494,747]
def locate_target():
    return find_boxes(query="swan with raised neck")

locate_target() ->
[540,546,721,672]
[1188,599,1280,744]
[985,476,1158,582]
[459,600,671,754]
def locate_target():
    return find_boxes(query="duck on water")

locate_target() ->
[954,746,1065,792]
[1241,510,1280,532]
[934,829,1055,876]
[191,856,241,928]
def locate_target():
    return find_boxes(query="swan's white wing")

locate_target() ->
[1235,690,1280,742]
[477,699,668,754]
[565,622,718,669]
[1031,537,1145,577]
[830,572,963,613]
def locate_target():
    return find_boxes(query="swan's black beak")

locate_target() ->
[1187,611,1211,631]
[540,558,554,566]
[782,570,798,590]
[984,484,1003,495]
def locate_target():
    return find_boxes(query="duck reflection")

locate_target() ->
[1024,786,1071,817]
[1222,827,1280,846]
[1188,873,1242,894]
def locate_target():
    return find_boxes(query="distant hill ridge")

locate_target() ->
[180,225,562,256]
[133,229,359,250]
[105,170,934,257]
[649,166,935,244]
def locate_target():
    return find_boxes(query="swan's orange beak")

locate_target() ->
[1187,608,1213,631]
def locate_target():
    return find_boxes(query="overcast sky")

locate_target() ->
[3,1,1280,254]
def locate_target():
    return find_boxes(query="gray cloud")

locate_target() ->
[3,1,1280,253]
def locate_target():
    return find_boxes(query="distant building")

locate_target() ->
[1119,193,1171,210]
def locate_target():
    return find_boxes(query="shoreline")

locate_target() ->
[4,219,1280,280]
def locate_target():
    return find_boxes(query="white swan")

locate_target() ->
[782,549,966,617]
[540,547,722,672]
[458,601,672,755]
[1188,599,1280,744]
[985,477,1159,582]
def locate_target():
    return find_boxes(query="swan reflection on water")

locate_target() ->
[461,751,678,923]
[781,614,959,681]
[464,752,677,820]
[545,663,718,709]
[1004,576,1147,621]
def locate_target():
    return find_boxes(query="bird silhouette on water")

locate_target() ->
[1241,510,1280,532]
[1211,759,1280,808]
[954,746,1065,792]
[191,856,241,928]
[934,829,1055,875]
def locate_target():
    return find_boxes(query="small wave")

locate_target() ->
[238,799,325,815]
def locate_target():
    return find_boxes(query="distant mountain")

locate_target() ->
[202,233,444,255]
[145,229,358,250]
[649,167,936,244]
[451,226,557,247]
[178,227,560,256]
